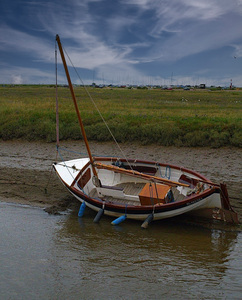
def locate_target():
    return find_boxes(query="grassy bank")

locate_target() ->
[0,85,241,147]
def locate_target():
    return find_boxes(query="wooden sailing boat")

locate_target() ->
[53,35,238,227]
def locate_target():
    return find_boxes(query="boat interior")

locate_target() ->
[83,160,206,206]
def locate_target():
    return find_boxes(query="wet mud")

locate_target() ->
[0,140,241,221]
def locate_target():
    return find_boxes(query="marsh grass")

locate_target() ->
[0,85,241,147]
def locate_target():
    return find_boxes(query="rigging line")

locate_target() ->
[45,149,59,194]
[56,147,100,201]
[55,40,60,147]
[56,147,86,194]
[62,46,134,171]
[57,145,115,158]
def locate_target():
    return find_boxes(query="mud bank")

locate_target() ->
[0,140,241,219]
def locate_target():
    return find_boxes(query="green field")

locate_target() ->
[0,85,241,147]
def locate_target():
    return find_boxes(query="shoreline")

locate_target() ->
[1,140,241,218]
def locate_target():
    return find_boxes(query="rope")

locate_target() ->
[55,147,101,201]
[149,182,154,206]
[55,41,59,147]
[165,166,171,179]
[57,145,119,159]
[159,164,171,179]
[57,146,87,156]
[57,146,79,183]
[44,148,59,194]
[62,46,134,171]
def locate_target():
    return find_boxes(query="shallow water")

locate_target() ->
[1,201,241,300]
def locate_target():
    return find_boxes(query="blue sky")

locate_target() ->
[1,0,242,86]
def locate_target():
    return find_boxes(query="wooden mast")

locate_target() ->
[55,34,98,179]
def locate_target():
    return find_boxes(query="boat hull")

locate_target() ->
[66,185,220,221]
[53,156,238,223]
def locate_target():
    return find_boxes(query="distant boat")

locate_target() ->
[53,35,238,227]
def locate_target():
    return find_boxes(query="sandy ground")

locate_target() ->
[0,140,241,219]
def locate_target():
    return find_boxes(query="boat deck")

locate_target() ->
[116,182,146,195]
[89,182,186,206]
[90,182,146,206]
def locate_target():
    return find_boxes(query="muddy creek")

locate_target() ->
[0,141,241,299]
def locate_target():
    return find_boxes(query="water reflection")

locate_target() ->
[0,202,240,300]
[52,208,240,299]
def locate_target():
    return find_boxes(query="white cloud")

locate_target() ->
[136,0,242,63]
[120,0,150,7]
[0,65,58,84]
[11,75,23,85]
[0,25,53,62]
[232,44,242,57]
[1,0,242,85]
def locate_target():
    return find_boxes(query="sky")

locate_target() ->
[1,0,242,86]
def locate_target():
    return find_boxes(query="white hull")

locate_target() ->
[53,156,238,223]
